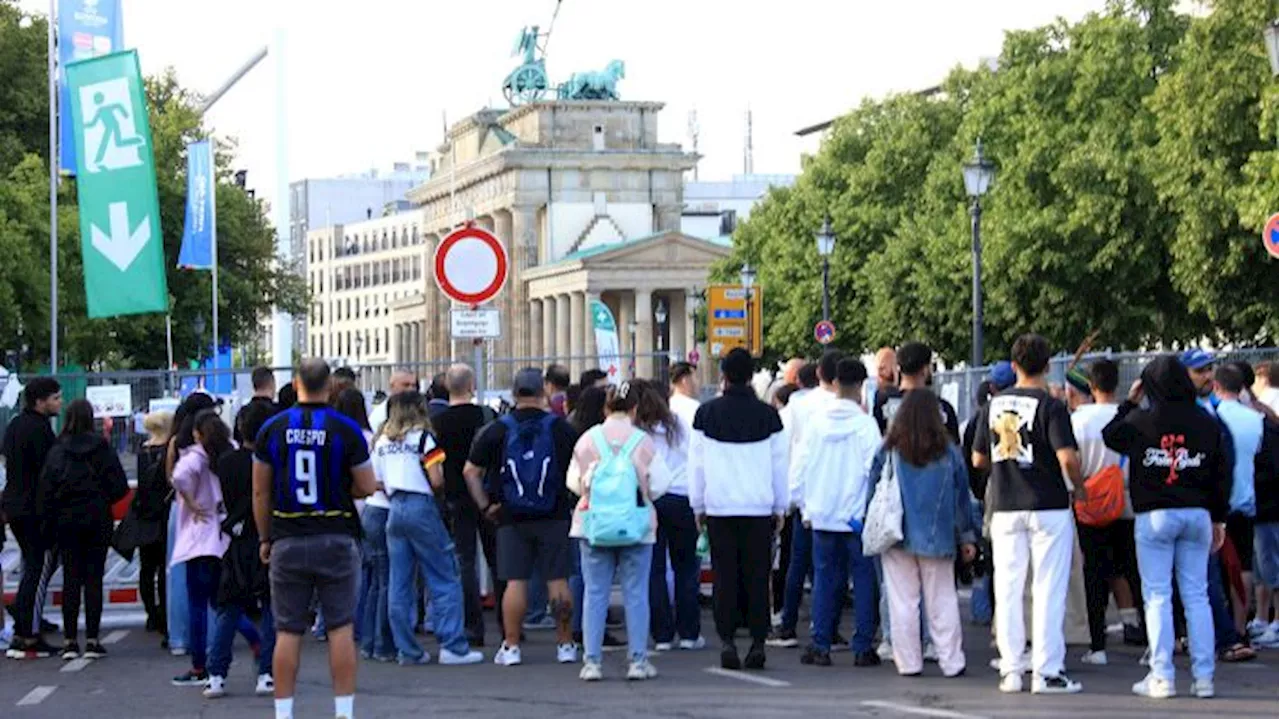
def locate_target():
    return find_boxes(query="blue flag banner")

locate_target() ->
[177,140,215,269]
[57,0,124,174]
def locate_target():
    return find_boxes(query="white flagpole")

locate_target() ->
[47,0,58,371]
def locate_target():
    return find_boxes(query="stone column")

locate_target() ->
[682,289,698,364]
[412,322,422,364]
[394,325,403,364]
[617,291,633,378]
[511,206,538,361]
[670,291,688,363]
[569,291,585,377]
[492,213,514,363]
[530,298,544,358]
[584,290,600,371]
[634,288,654,378]
[541,296,556,363]
[555,294,571,369]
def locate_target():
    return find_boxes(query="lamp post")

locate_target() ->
[655,297,669,382]
[355,333,364,362]
[1266,20,1279,76]
[815,215,836,323]
[961,138,995,368]
[740,262,757,356]
[193,314,207,365]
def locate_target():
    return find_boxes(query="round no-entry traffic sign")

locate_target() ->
[814,320,836,345]
[1264,213,1279,260]
[434,225,509,305]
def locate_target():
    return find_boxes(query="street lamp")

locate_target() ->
[1266,20,1279,76]
[355,333,364,361]
[193,314,206,363]
[655,297,669,381]
[740,262,757,356]
[815,215,836,323]
[961,138,995,368]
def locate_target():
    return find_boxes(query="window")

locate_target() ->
[354,297,360,318]
[381,230,389,251]
[412,226,419,245]
[593,124,605,150]
[384,327,389,352]
[319,335,325,356]
[413,256,422,280]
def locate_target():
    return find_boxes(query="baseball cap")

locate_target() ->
[1179,349,1215,371]
[512,367,544,398]
[989,361,1016,390]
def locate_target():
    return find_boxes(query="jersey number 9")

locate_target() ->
[295,449,318,504]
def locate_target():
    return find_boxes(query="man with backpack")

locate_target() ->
[464,368,579,666]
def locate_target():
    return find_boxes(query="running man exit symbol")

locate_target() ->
[78,77,145,172]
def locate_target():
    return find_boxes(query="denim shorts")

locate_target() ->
[270,533,361,634]
[1254,522,1279,589]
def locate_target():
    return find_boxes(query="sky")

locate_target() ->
[24,0,1109,220]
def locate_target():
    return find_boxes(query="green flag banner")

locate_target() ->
[66,50,168,318]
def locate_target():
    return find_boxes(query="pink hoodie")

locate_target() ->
[169,444,229,567]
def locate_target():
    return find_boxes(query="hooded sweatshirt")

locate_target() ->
[170,444,230,566]
[1,409,57,520]
[36,433,129,543]
[1102,355,1232,522]
[789,397,882,532]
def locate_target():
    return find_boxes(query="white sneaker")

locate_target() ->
[1251,625,1279,648]
[771,611,783,629]
[556,643,578,664]
[999,673,1024,693]
[653,642,673,652]
[493,643,522,666]
[1032,673,1084,695]
[1131,674,1175,699]
[678,636,706,651]
[626,659,658,680]
[877,640,894,661]
[579,661,603,681]
[255,673,274,696]
[202,675,227,699]
[1191,678,1215,698]
[439,648,484,665]
[989,649,1031,673]
[1080,650,1108,665]
[923,642,938,662]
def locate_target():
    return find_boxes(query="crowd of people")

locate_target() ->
[0,339,1275,717]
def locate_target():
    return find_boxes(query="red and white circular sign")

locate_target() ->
[434,225,509,305]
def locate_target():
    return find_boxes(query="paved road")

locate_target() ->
[2,609,1276,718]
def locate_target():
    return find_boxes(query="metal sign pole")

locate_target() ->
[473,339,486,398]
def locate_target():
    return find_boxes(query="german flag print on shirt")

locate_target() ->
[421,440,446,472]
[371,428,447,497]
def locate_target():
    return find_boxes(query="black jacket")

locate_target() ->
[37,433,129,544]
[693,385,783,444]
[1255,417,1279,523]
[1,409,57,520]
[1102,356,1232,522]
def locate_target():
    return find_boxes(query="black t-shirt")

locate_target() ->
[467,407,577,524]
[432,403,493,503]
[872,386,961,444]
[973,387,1077,512]
[253,403,370,540]
[215,448,257,542]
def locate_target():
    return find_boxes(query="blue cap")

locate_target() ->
[1179,349,1215,371]
[989,361,1016,390]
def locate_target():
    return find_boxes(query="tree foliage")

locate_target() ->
[0,1,306,370]
[721,0,1277,364]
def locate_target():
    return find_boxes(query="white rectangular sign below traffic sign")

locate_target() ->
[451,308,502,339]
[86,384,131,418]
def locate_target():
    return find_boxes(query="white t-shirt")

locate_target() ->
[372,429,445,497]
[362,429,390,510]
[670,392,700,432]
[1070,402,1130,518]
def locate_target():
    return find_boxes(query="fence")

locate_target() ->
[934,347,1279,422]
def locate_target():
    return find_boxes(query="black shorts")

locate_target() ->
[496,520,572,582]
[269,533,361,634]
[1226,513,1255,570]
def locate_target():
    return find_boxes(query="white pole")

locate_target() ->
[165,311,175,393]
[47,0,58,371]
[270,26,293,379]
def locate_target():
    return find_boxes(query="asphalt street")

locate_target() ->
[2,607,1277,718]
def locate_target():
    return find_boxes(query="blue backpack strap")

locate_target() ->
[589,426,616,461]
[620,430,646,458]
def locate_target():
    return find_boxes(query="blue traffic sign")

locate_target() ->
[713,309,746,320]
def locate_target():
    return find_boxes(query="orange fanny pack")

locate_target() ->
[1074,462,1126,527]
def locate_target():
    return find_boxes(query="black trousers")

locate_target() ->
[10,516,58,639]
[60,532,109,642]
[138,540,167,633]
[447,501,487,643]
[707,516,774,646]
[1077,518,1142,651]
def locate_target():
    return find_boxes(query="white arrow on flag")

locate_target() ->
[91,201,151,271]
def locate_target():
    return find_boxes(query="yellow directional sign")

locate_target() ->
[707,284,763,358]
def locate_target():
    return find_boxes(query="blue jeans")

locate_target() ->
[359,505,394,658]
[650,494,702,643]
[208,604,275,678]
[185,557,221,670]
[779,520,813,632]
[580,542,653,663]
[1136,509,1214,682]
[166,509,189,649]
[386,492,469,658]
[812,530,878,653]
[569,540,584,635]
[1205,551,1241,649]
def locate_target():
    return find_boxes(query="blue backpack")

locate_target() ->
[582,427,651,547]
[499,413,559,514]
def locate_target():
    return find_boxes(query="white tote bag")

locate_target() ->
[861,452,904,556]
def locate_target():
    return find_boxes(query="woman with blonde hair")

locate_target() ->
[134,410,174,638]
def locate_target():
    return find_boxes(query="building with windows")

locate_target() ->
[680,173,796,239]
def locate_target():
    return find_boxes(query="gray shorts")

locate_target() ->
[496,520,573,582]
[269,533,361,634]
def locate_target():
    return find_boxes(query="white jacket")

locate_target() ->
[790,397,882,532]
[688,386,789,517]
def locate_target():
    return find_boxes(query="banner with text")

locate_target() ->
[57,0,124,173]
[67,50,168,317]
[177,140,215,269]
[590,299,622,385]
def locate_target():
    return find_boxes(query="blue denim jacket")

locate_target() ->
[867,444,976,559]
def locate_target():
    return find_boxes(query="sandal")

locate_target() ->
[1218,643,1256,662]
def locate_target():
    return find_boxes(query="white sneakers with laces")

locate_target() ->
[256,673,274,696]
[653,642,673,652]
[1080,650,1108,665]
[626,659,658,680]
[998,673,1023,694]
[1190,678,1215,698]
[440,648,484,665]
[579,661,603,681]
[202,675,227,699]
[1032,673,1083,694]
[1131,674,1176,699]
[556,643,579,664]
[493,643,522,666]
[678,636,706,651]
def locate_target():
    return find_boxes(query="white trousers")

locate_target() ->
[991,509,1074,678]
